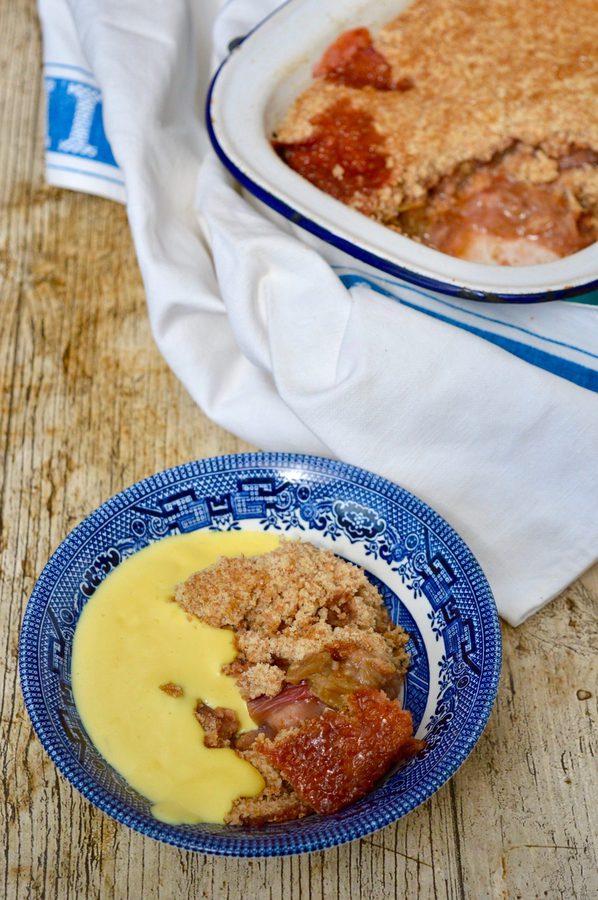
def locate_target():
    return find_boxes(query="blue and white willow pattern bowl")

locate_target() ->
[20,453,501,856]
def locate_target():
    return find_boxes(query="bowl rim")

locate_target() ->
[206,0,598,304]
[19,451,502,856]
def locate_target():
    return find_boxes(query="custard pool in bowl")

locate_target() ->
[71,530,275,826]
[20,453,501,856]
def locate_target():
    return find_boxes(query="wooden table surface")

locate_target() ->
[1,3,597,898]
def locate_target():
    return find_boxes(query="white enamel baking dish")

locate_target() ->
[206,0,598,303]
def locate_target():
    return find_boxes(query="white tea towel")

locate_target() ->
[38,0,598,625]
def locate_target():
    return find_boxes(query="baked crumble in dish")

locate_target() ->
[175,541,423,825]
[272,0,598,266]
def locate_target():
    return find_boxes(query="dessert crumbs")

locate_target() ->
[159,682,184,698]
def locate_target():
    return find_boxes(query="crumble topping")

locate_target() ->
[174,541,418,825]
[273,0,598,262]
[176,541,409,701]
[159,682,184,698]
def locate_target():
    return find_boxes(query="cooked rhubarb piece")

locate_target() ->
[248,681,327,733]
[313,27,397,91]
[259,687,423,815]
[399,168,596,264]
[233,726,274,751]
[274,99,390,203]
[285,643,401,708]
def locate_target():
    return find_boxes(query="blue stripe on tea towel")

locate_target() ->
[47,162,125,188]
[338,272,598,394]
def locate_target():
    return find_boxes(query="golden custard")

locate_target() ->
[71,529,281,825]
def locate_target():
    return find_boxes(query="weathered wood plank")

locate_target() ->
[1,1,596,898]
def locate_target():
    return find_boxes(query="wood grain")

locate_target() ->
[1,1,596,897]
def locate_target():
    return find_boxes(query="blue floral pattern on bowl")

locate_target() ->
[19,452,501,856]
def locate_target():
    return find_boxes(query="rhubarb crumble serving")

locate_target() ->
[175,541,422,824]
[272,0,598,265]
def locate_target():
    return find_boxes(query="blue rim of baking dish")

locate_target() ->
[19,452,501,856]
[205,2,598,305]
